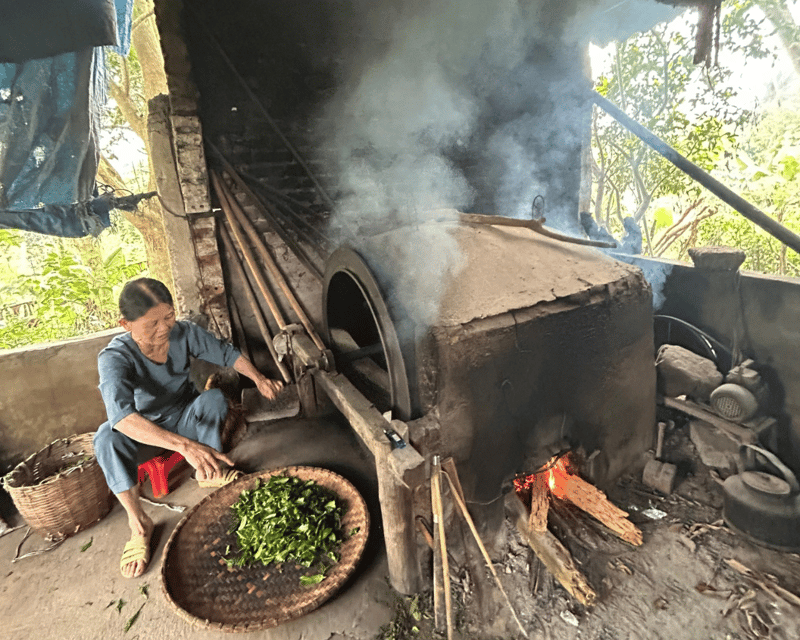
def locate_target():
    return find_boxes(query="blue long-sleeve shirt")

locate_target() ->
[98,320,240,430]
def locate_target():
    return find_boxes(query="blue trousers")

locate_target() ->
[94,388,228,494]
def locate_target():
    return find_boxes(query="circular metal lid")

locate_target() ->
[740,470,792,496]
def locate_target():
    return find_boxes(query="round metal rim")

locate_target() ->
[322,246,413,421]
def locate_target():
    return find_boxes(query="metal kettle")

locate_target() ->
[723,444,800,552]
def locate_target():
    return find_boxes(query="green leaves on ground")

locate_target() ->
[80,537,93,552]
[124,603,146,633]
[227,474,346,584]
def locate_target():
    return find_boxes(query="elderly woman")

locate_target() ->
[94,278,283,578]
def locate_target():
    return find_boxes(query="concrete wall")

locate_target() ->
[643,257,800,472]
[0,329,120,474]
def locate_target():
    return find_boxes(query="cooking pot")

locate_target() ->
[723,444,800,552]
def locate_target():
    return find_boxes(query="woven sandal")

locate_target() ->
[197,468,242,488]
[120,534,150,578]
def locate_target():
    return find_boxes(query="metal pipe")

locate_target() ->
[220,225,292,383]
[235,167,333,242]
[206,141,326,279]
[214,173,327,352]
[591,91,800,255]
[211,172,288,328]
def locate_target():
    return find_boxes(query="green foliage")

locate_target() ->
[0,213,147,349]
[590,0,800,274]
[227,475,346,584]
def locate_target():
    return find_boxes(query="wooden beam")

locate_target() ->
[311,369,426,488]
[506,493,597,607]
[662,396,757,444]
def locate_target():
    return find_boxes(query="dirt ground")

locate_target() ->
[448,421,800,640]
[3,412,800,640]
[0,413,397,640]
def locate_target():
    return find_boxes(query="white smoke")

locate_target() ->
[316,0,679,321]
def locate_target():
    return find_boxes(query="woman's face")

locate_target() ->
[121,303,176,346]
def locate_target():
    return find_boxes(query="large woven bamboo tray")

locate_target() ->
[161,466,370,632]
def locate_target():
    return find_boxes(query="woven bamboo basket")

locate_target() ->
[162,466,370,632]
[2,432,113,541]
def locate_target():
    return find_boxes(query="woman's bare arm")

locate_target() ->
[115,413,234,480]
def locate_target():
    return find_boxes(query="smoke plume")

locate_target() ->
[316,0,681,322]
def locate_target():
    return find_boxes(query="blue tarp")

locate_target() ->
[0,0,134,237]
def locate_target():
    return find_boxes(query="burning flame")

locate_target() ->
[548,467,557,492]
[514,453,574,498]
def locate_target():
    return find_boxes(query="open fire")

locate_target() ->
[514,453,642,546]
[510,453,644,606]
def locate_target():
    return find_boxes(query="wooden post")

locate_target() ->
[376,447,421,595]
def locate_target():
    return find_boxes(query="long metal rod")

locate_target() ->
[248,182,332,253]
[592,91,800,255]
[211,173,288,328]
[236,166,333,243]
[207,139,329,241]
[185,4,336,211]
[215,173,327,352]
[220,225,292,383]
[206,142,326,279]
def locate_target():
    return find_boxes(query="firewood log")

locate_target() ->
[550,467,643,546]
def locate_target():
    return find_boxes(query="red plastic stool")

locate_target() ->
[137,451,185,498]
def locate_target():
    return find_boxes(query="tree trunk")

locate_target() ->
[758,0,800,78]
[103,0,174,287]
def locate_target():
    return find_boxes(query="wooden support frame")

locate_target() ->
[311,368,427,594]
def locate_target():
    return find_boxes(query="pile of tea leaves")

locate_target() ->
[227,474,346,584]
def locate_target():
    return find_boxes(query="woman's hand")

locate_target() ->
[179,439,235,481]
[233,355,285,401]
[256,376,284,401]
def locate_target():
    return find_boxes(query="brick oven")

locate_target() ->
[158,0,662,596]
[323,219,656,536]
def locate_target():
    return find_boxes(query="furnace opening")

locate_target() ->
[327,270,391,413]
[323,247,414,420]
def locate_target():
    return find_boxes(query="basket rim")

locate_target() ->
[2,432,98,491]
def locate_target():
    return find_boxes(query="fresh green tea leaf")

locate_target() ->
[124,603,145,633]
[227,474,346,584]
[80,537,93,552]
[300,573,326,586]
